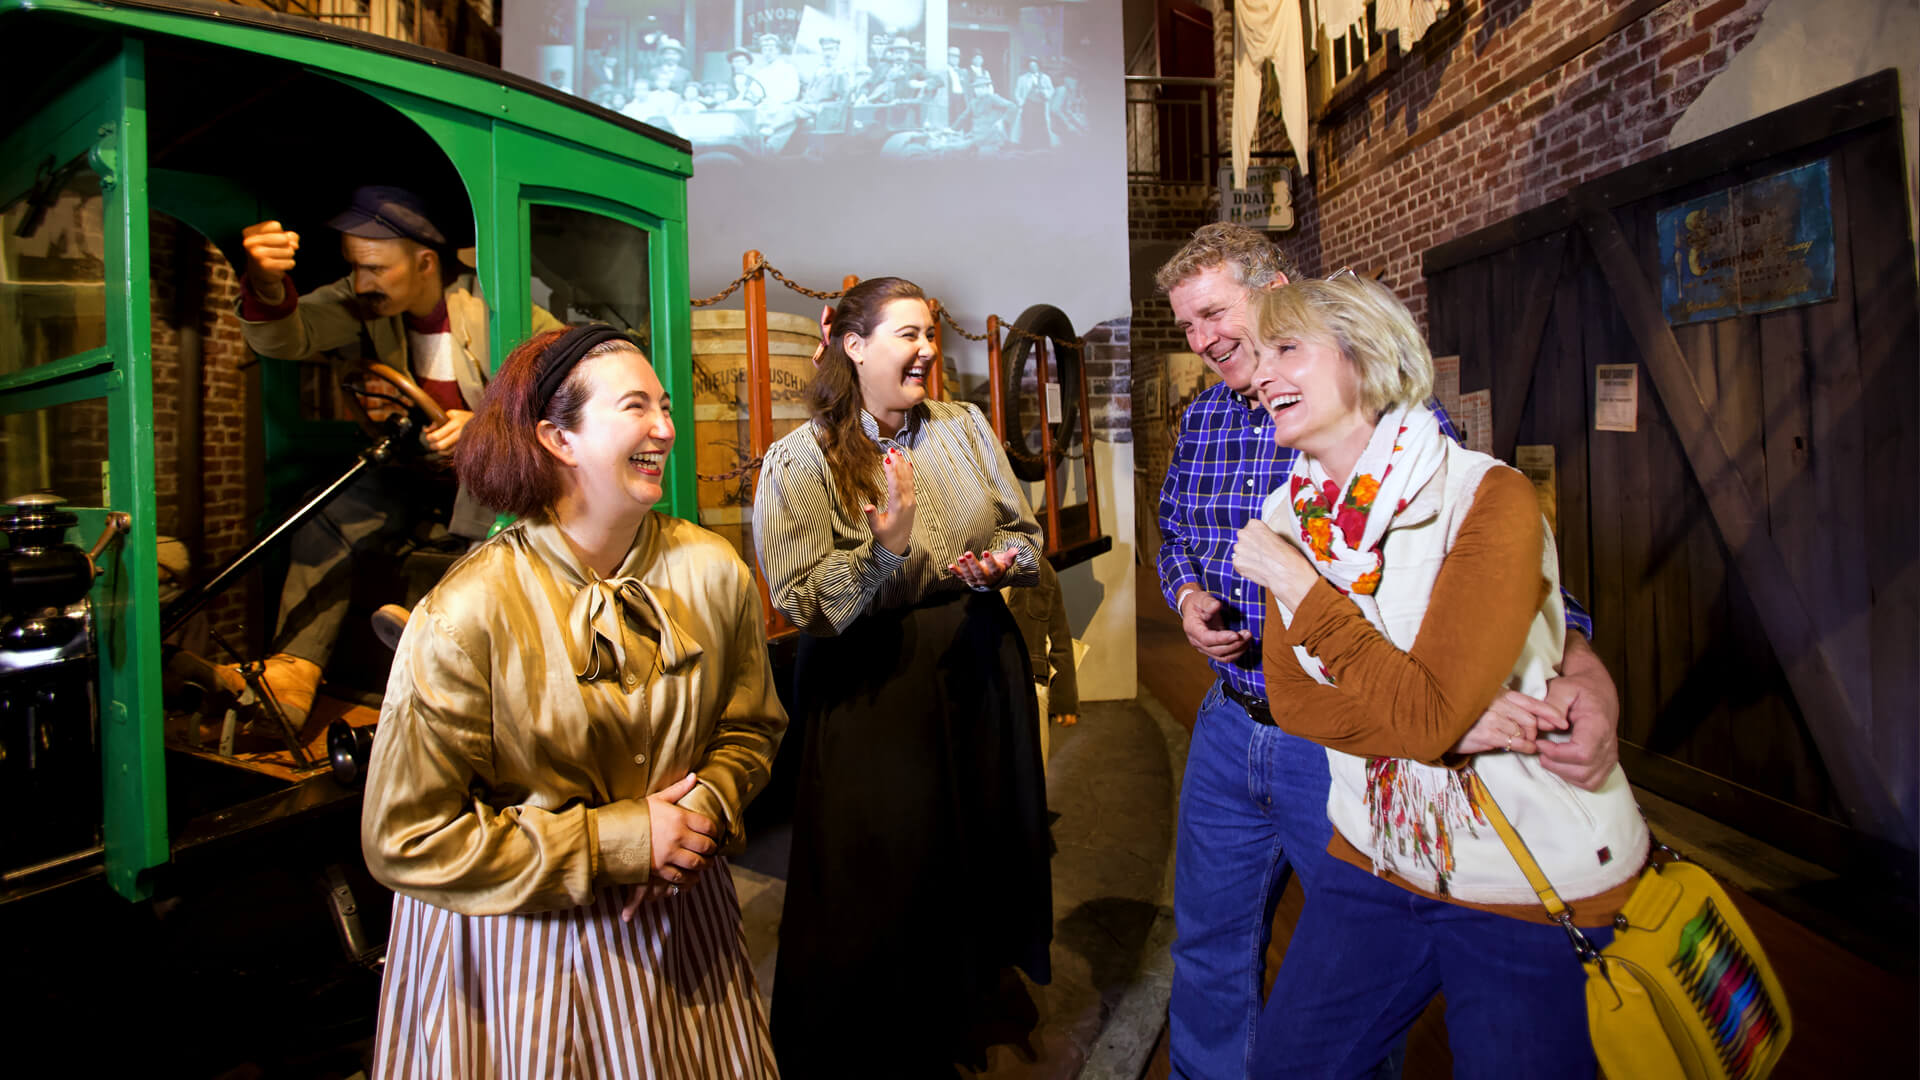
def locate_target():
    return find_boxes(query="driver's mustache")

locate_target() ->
[352,292,388,313]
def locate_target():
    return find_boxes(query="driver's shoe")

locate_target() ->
[371,603,411,652]
[244,653,323,730]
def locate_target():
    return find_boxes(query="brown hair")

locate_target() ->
[1154,222,1298,294]
[455,327,642,517]
[807,276,928,512]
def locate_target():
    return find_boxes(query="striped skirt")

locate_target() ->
[372,859,777,1079]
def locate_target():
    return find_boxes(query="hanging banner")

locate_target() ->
[1217,164,1294,231]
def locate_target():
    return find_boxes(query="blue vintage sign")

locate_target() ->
[1656,159,1836,325]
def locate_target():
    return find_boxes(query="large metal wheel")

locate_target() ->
[998,304,1082,483]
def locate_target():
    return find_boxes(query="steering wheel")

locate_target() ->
[339,360,449,443]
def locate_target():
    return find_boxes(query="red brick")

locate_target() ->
[1660,32,1711,70]
[1692,0,1748,32]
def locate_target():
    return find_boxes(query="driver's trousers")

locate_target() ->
[273,467,459,668]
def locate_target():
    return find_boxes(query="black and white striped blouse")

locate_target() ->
[751,400,1042,636]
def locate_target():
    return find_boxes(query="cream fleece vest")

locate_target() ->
[1317,440,1648,905]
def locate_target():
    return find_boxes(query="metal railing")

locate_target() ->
[1126,75,1220,184]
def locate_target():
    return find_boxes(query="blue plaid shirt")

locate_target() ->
[1156,381,1593,699]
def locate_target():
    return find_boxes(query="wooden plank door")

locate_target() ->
[1426,122,1918,853]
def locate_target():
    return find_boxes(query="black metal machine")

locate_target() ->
[0,495,125,880]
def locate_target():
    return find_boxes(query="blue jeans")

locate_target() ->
[1253,856,1612,1079]
[1168,679,1343,1079]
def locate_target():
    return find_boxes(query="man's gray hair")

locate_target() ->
[1154,222,1297,294]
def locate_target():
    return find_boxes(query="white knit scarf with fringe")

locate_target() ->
[1261,405,1486,890]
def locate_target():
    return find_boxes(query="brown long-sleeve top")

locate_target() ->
[1264,469,1635,924]
[360,513,787,917]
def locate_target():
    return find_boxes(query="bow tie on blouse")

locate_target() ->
[566,575,704,683]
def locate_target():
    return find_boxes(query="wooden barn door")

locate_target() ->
[1425,72,1917,861]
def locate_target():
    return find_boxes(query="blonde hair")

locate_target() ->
[1155,223,1297,294]
[1248,275,1434,416]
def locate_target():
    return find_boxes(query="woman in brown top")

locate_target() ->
[360,324,787,1079]
[1228,276,1645,1078]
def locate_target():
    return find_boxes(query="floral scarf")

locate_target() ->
[1263,404,1485,891]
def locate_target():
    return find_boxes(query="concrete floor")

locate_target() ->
[732,696,1186,1079]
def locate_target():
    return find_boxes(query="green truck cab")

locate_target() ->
[0,0,695,903]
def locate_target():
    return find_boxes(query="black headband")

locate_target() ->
[533,324,632,416]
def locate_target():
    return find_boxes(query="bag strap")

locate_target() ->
[1465,771,1602,962]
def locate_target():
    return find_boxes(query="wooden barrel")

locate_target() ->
[691,308,818,562]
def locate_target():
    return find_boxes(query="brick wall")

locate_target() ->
[1084,318,1132,444]
[150,215,256,645]
[1217,0,1772,326]
[1127,180,1220,487]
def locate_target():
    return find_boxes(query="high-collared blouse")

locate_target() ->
[360,513,787,917]
[752,399,1042,636]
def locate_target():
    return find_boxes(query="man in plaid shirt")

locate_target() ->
[1156,224,1622,1079]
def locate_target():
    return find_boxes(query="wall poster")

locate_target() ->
[1459,388,1491,455]
[1656,159,1837,326]
[1595,364,1638,432]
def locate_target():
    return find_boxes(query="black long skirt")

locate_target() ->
[770,588,1052,1078]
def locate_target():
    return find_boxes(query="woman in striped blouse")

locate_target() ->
[360,325,786,1078]
[753,277,1053,1076]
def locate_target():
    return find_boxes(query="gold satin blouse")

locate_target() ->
[360,513,787,916]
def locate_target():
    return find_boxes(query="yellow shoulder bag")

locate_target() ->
[1466,773,1793,1080]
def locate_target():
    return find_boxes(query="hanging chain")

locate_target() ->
[690,259,765,308]
[693,257,1083,351]
[936,305,990,342]
[763,263,846,302]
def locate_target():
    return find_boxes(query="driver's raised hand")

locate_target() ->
[241,220,300,301]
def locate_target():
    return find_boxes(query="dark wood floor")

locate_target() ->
[1132,564,1917,1078]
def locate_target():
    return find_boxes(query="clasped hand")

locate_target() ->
[949,547,1019,589]
[621,772,720,921]
[1232,519,1319,610]
[1453,689,1568,756]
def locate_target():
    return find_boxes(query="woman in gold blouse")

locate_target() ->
[753,277,1053,1076]
[360,324,786,1079]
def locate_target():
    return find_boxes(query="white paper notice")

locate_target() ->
[1044,381,1063,422]
[1460,389,1492,455]
[1595,364,1638,432]
[1432,354,1462,419]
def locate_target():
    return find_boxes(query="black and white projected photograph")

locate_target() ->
[508,0,1100,162]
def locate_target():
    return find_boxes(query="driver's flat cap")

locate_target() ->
[328,185,447,247]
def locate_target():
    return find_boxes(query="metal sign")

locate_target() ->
[1218,164,1294,231]
[1656,159,1836,325]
